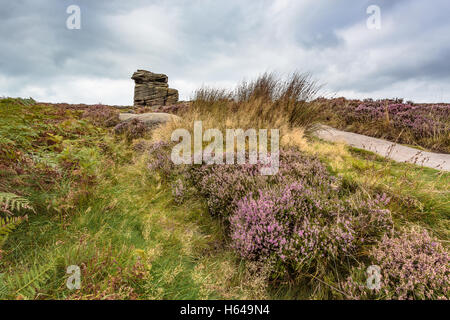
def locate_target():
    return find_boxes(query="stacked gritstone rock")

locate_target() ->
[132,70,179,107]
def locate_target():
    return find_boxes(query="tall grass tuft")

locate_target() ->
[191,72,321,134]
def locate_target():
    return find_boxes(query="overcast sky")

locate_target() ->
[1,0,450,105]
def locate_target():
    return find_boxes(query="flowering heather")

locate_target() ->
[82,105,120,127]
[229,182,393,277]
[320,98,450,153]
[153,102,190,115]
[189,159,269,217]
[341,102,449,137]
[189,149,336,217]
[343,193,393,245]
[340,228,450,300]
[373,228,449,300]
[229,183,352,263]
[114,118,148,141]
[147,141,179,178]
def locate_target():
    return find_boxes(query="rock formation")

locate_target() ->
[132,70,179,107]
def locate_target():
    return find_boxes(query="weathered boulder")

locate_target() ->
[132,70,168,84]
[166,88,179,105]
[132,70,179,107]
[119,112,180,126]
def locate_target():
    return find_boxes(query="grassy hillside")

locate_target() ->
[0,78,448,300]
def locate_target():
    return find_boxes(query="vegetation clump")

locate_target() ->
[340,227,449,300]
[82,105,120,127]
[113,118,148,141]
[319,97,450,153]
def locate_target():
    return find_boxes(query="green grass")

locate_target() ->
[348,147,449,239]
[0,141,233,299]
[308,139,449,240]
[1,156,272,299]
[0,98,448,299]
[0,100,266,299]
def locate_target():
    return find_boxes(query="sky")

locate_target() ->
[1,0,450,105]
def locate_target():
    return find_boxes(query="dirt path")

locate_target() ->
[315,125,450,172]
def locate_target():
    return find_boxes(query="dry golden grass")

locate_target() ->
[152,72,322,145]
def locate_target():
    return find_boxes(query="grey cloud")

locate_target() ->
[0,0,449,103]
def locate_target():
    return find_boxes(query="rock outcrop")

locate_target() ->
[132,70,179,107]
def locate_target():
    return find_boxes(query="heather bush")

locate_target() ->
[343,193,393,246]
[340,102,449,138]
[153,102,190,115]
[114,118,148,141]
[147,141,179,178]
[229,183,393,279]
[229,183,344,263]
[82,105,120,127]
[339,227,450,300]
[186,147,395,282]
[320,98,450,153]
[189,160,269,217]
[189,149,335,218]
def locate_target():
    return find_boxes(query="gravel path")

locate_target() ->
[315,125,450,172]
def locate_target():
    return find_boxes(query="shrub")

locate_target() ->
[114,118,148,141]
[340,102,450,139]
[186,147,394,281]
[147,141,178,178]
[230,182,337,263]
[189,149,335,218]
[189,160,269,217]
[229,183,393,278]
[320,98,450,153]
[339,227,450,300]
[82,105,120,127]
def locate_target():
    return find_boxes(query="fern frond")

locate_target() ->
[0,192,34,214]
[8,264,54,299]
[0,216,27,235]
[0,193,32,247]
[0,215,27,245]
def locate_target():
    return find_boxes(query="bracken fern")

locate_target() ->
[0,193,33,247]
